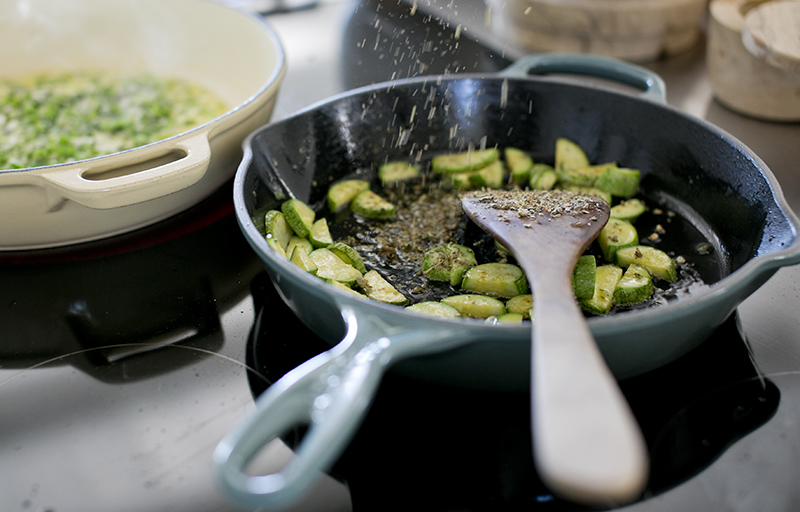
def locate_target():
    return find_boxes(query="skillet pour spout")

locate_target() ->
[217,54,800,508]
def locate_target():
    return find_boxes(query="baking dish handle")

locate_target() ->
[502,53,667,104]
[213,305,473,508]
[37,132,211,210]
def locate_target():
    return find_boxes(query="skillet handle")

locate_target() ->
[213,306,466,508]
[501,53,667,104]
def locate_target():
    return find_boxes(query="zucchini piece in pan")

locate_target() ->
[530,166,558,190]
[555,137,590,174]
[557,163,610,188]
[286,235,313,258]
[610,198,647,222]
[580,264,624,315]
[461,262,529,299]
[421,243,477,286]
[504,147,534,184]
[358,270,409,305]
[616,245,677,282]
[468,160,506,189]
[281,199,315,238]
[327,179,370,213]
[495,312,525,323]
[351,190,396,219]
[595,165,641,198]
[379,161,421,185]
[441,294,507,319]
[598,218,639,263]
[406,301,462,318]
[505,293,533,319]
[329,242,367,274]
[571,254,597,301]
[264,209,293,257]
[432,148,499,173]
[613,264,654,306]
[309,248,363,287]
[309,218,333,248]
[289,245,318,274]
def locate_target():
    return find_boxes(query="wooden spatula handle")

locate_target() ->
[529,269,649,506]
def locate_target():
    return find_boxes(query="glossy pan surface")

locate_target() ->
[216,55,800,507]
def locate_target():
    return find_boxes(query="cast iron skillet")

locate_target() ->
[214,54,800,508]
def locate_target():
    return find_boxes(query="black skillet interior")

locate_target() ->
[243,75,796,295]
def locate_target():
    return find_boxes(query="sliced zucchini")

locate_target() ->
[531,168,558,190]
[450,171,475,190]
[379,161,421,185]
[266,238,287,259]
[264,210,292,252]
[616,245,677,282]
[281,199,315,238]
[406,301,462,319]
[580,264,624,315]
[309,248,363,286]
[329,241,367,274]
[358,270,409,305]
[328,279,368,298]
[572,254,597,301]
[504,147,534,184]
[468,160,506,189]
[528,163,553,188]
[309,218,333,248]
[555,138,590,174]
[286,235,314,258]
[421,243,477,286]
[327,179,370,213]
[496,312,525,323]
[613,264,654,306]
[557,163,610,188]
[595,165,641,198]
[441,294,507,319]
[598,218,639,263]
[351,190,396,219]
[290,245,318,274]
[505,293,533,319]
[432,148,499,174]
[610,198,647,222]
[461,262,528,299]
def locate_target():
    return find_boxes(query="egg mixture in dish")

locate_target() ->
[0,72,228,170]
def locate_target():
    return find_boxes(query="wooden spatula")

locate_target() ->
[461,189,648,507]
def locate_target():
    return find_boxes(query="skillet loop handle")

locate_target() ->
[501,53,667,104]
[213,308,395,508]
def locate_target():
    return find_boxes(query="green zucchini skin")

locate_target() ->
[327,179,370,213]
[421,244,477,286]
[613,264,654,306]
[461,262,529,299]
[405,301,462,318]
[431,148,499,174]
[580,264,624,315]
[440,294,507,319]
[281,199,316,238]
[351,190,396,219]
[598,218,639,263]
[616,245,678,282]
[379,161,421,185]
